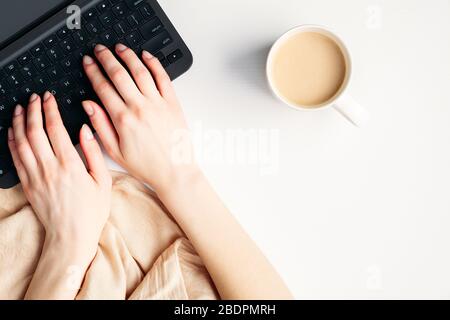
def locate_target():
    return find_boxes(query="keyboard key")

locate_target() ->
[140,4,155,19]
[69,111,89,127]
[73,87,89,100]
[99,10,117,27]
[72,70,85,80]
[167,49,183,64]
[47,85,60,97]
[31,43,45,57]
[160,58,169,68]
[97,1,111,13]
[33,75,50,92]
[57,26,70,39]
[73,30,89,46]
[61,55,77,73]
[61,95,86,124]
[155,52,165,61]
[101,30,118,47]
[127,11,144,27]
[20,64,38,80]
[86,37,101,50]
[0,99,8,117]
[33,55,51,71]
[155,53,169,67]
[4,61,19,75]
[0,154,13,177]
[0,99,12,119]
[141,31,173,54]
[47,45,64,61]
[44,34,58,48]
[18,52,32,65]
[139,18,164,40]
[0,122,7,133]
[112,2,127,17]
[6,72,24,89]
[83,8,98,21]
[20,83,35,97]
[47,65,64,82]
[60,38,77,53]
[73,48,87,63]
[8,93,22,106]
[125,31,143,47]
[86,19,103,36]
[113,21,131,36]
[0,81,9,95]
[71,72,90,90]
[60,76,76,91]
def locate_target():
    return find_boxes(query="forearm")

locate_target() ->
[25,235,94,300]
[157,171,292,300]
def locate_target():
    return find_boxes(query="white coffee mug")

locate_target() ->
[266,25,369,127]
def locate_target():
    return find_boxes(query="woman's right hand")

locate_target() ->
[83,44,293,300]
[82,43,199,193]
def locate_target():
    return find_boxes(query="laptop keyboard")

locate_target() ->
[0,0,185,179]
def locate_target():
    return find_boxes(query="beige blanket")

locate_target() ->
[0,172,218,300]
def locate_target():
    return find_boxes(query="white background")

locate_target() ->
[107,0,450,299]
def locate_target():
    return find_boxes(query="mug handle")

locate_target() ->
[333,94,370,127]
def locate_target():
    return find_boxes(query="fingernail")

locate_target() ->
[29,93,38,102]
[43,91,52,101]
[8,128,14,141]
[82,101,95,117]
[116,43,128,52]
[94,44,107,53]
[83,55,94,65]
[83,124,94,141]
[142,50,153,60]
[14,105,23,117]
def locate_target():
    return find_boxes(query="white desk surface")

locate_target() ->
[106,0,450,299]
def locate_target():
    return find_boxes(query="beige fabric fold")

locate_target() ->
[0,171,218,300]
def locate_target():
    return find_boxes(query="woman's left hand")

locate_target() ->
[8,91,112,262]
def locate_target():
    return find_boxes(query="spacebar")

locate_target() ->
[141,31,173,54]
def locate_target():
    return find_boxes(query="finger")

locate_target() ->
[94,44,143,104]
[83,55,127,120]
[82,100,121,159]
[79,124,111,187]
[42,92,80,163]
[26,93,56,164]
[142,50,176,100]
[115,43,157,97]
[12,105,38,173]
[7,127,29,185]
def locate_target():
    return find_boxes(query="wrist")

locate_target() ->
[25,234,95,300]
[154,164,205,199]
[44,231,97,266]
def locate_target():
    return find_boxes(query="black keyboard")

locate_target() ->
[0,0,193,188]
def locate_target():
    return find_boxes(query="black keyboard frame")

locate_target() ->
[0,0,193,189]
